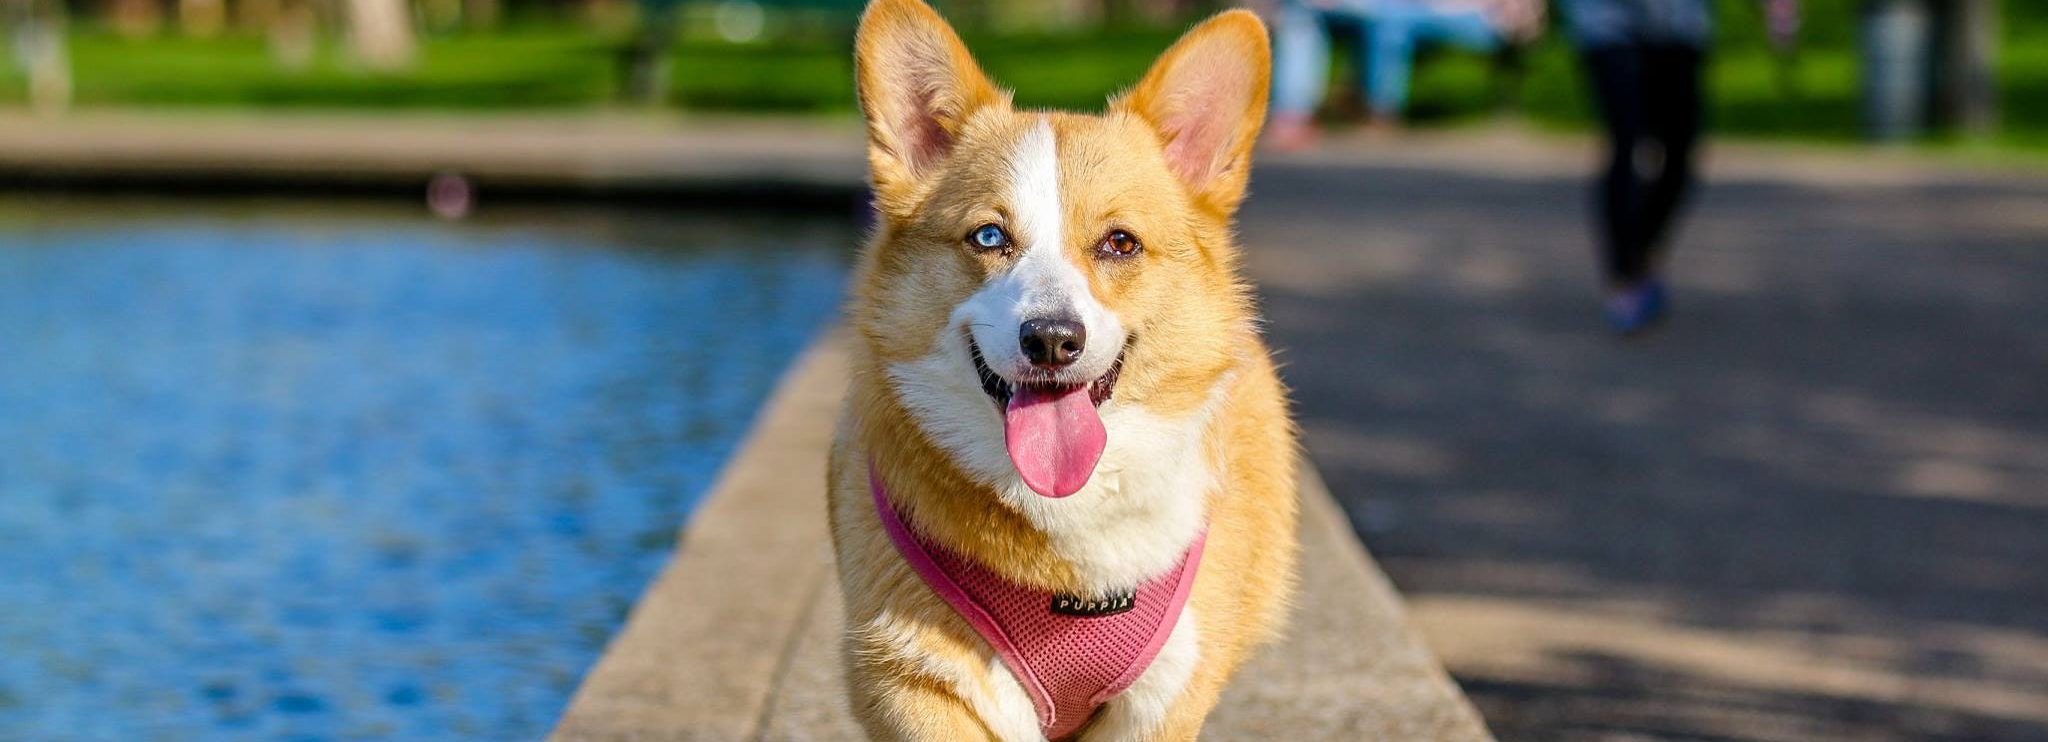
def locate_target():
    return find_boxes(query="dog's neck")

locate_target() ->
[857,369,1230,595]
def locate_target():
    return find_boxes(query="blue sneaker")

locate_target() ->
[1604,281,1667,336]
[1641,277,1669,322]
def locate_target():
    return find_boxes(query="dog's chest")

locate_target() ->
[873,467,1206,738]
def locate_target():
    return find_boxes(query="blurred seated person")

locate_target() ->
[1267,0,1542,147]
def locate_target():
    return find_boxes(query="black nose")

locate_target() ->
[1019,318,1086,368]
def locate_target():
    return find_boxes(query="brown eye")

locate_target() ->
[1099,230,1141,258]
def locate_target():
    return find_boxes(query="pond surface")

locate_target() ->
[0,199,850,741]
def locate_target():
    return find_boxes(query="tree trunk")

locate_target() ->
[623,0,679,105]
[269,0,319,70]
[239,0,281,30]
[180,0,227,36]
[105,0,163,37]
[463,0,500,29]
[1935,0,1998,136]
[5,0,72,115]
[347,0,416,70]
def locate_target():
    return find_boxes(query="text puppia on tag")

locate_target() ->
[1050,590,1136,617]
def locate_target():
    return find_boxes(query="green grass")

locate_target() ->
[0,24,1182,113]
[3,3,2047,155]
[0,29,620,108]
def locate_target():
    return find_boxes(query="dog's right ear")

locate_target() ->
[855,0,1004,215]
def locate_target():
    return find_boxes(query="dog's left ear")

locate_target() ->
[1115,10,1270,215]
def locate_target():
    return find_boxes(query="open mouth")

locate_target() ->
[967,335,1125,411]
[967,332,1129,499]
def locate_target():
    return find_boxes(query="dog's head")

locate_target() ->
[853,0,1267,499]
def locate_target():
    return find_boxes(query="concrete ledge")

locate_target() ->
[550,328,1493,741]
[8,113,2037,205]
[0,113,868,203]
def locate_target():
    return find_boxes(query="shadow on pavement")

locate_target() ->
[1243,158,2048,742]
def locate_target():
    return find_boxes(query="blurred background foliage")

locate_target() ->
[0,0,2042,150]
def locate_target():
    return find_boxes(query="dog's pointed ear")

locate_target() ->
[855,0,1004,214]
[1115,10,1270,214]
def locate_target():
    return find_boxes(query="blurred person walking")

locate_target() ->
[1267,0,1542,147]
[1565,0,1799,334]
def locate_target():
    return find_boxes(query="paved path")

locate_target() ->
[1244,131,2048,742]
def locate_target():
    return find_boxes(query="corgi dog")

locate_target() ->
[827,1,1298,739]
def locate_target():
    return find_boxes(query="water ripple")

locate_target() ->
[0,209,848,741]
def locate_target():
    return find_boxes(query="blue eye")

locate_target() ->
[969,224,1009,251]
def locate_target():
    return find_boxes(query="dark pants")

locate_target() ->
[1584,44,1703,284]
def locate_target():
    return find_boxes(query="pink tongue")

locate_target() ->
[1003,385,1107,498]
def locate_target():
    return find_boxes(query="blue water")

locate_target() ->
[0,204,848,741]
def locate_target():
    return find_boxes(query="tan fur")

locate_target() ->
[831,1,1296,739]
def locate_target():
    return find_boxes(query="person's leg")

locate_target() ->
[1414,6,1503,53]
[1267,0,1337,149]
[1638,43,1705,267]
[1270,0,1334,119]
[1583,44,1650,286]
[1369,6,1502,119]
[1363,8,1423,122]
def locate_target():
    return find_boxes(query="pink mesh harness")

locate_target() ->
[869,468,1205,740]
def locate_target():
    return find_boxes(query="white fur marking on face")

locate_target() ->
[1087,608,1201,740]
[958,120,1126,385]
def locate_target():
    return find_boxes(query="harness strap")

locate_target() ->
[868,466,1204,739]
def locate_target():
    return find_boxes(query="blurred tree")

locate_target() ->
[424,0,465,30]
[3,0,71,113]
[347,0,417,69]
[623,0,680,103]
[422,0,502,31]
[106,0,164,37]
[1102,0,1214,27]
[268,0,319,69]
[465,0,502,28]
[935,0,988,29]
[1101,0,1137,26]
[181,0,227,36]
[1861,0,1999,140]
[240,0,281,30]
[1933,0,1997,135]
